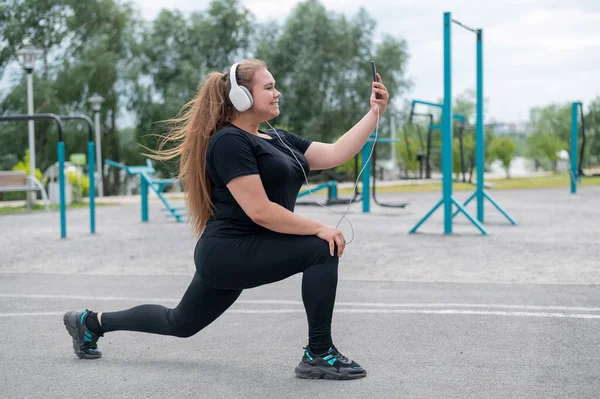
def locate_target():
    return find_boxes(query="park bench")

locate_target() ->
[0,170,49,210]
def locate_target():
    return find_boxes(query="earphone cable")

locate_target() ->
[266,103,380,245]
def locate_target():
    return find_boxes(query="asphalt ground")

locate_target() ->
[1,186,599,398]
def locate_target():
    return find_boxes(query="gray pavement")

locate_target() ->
[1,186,599,398]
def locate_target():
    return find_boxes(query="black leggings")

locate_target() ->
[101,233,339,352]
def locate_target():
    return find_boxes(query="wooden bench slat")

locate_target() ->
[0,171,27,187]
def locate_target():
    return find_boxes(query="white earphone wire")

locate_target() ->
[266,102,380,245]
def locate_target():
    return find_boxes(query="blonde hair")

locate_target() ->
[148,59,267,237]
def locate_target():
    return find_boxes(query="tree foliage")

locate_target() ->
[488,136,517,178]
[2,0,600,198]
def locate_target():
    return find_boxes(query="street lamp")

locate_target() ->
[390,113,397,170]
[88,93,105,197]
[16,46,42,208]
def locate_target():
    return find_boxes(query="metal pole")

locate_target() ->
[27,72,35,208]
[390,114,397,169]
[361,141,372,213]
[443,12,453,234]
[141,176,149,222]
[476,29,484,222]
[571,102,579,194]
[94,110,104,197]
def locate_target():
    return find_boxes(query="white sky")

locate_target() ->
[134,0,600,123]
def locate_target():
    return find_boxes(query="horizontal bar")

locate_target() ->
[368,138,398,143]
[412,100,443,109]
[453,114,465,123]
[58,115,94,142]
[451,19,478,34]
[464,123,499,130]
[0,114,65,141]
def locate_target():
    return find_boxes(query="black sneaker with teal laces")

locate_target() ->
[294,345,366,380]
[63,310,102,359]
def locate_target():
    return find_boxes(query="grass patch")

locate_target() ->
[337,174,600,195]
[0,201,117,215]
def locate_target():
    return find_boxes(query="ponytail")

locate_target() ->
[148,59,267,237]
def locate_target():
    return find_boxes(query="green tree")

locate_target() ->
[255,0,411,144]
[528,103,571,156]
[488,136,517,178]
[129,0,255,178]
[583,97,600,168]
[0,0,136,196]
[526,132,566,172]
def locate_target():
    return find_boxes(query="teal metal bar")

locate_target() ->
[329,181,337,199]
[451,198,487,235]
[368,138,398,143]
[297,182,332,198]
[141,177,149,222]
[59,115,96,235]
[423,115,463,132]
[88,142,96,234]
[361,140,372,213]
[355,135,399,213]
[409,198,443,234]
[0,114,69,239]
[105,159,184,223]
[452,192,475,218]
[442,11,453,234]
[141,173,184,223]
[412,100,443,109]
[449,27,516,228]
[483,191,516,225]
[476,29,484,222]
[409,12,487,235]
[58,142,66,239]
[571,102,580,194]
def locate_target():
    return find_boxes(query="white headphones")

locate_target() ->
[228,62,253,112]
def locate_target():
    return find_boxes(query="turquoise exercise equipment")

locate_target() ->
[105,159,184,223]
[570,102,583,194]
[409,12,516,235]
[360,135,407,212]
[0,114,71,239]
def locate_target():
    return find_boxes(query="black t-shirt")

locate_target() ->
[203,125,313,237]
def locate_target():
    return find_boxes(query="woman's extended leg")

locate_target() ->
[63,272,242,359]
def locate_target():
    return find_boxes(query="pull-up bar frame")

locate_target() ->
[409,12,516,235]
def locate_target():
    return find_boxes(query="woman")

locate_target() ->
[63,59,389,380]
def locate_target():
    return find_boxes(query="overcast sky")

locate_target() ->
[134,0,600,124]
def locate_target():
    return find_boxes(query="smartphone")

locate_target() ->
[371,61,380,99]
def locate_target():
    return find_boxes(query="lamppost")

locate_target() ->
[16,46,42,207]
[390,113,397,170]
[88,93,104,197]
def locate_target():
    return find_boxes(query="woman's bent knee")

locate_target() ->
[172,326,199,338]
[166,308,201,338]
[312,239,340,266]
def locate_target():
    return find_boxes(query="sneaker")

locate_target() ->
[294,345,366,380]
[63,310,102,359]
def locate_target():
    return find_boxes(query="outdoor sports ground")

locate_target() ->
[1,185,599,398]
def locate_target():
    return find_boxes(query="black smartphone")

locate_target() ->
[371,61,380,99]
